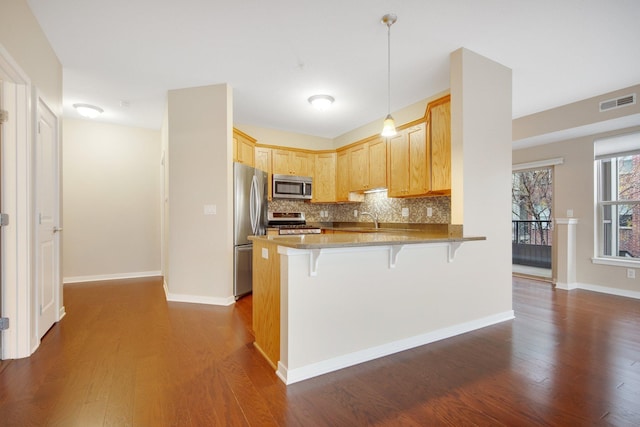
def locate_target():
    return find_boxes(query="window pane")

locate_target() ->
[616,153,640,201]
[618,204,639,258]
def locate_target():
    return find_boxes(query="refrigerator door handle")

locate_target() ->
[250,175,259,234]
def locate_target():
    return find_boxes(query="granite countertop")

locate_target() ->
[249,231,485,250]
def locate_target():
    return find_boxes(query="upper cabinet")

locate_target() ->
[336,150,350,202]
[428,96,451,194]
[387,123,428,197]
[272,148,313,177]
[312,152,336,203]
[387,95,451,198]
[254,146,272,201]
[233,129,256,166]
[348,136,387,192]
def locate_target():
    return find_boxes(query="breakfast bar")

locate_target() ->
[249,230,512,385]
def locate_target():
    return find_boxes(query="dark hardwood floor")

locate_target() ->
[1,276,639,426]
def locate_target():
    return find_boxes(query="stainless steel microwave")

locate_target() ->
[272,174,313,200]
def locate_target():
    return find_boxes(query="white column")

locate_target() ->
[555,218,579,290]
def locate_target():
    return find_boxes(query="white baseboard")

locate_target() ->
[164,289,235,306]
[277,310,515,385]
[555,281,579,290]
[575,282,640,300]
[63,271,162,284]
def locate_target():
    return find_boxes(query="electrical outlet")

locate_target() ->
[402,207,409,217]
[627,269,636,279]
[567,209,573,217]
[427,207,433,217]
[204,204,216,215]
[262,248,269,259]
[354,210,358,217]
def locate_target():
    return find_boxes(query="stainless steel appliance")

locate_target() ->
[272,174,312,200]
[268,212,322,235]
[234,163,268,299]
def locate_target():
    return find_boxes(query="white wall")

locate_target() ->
[166,84,234,304]
[62,119,161,282]
[450,47,513,315]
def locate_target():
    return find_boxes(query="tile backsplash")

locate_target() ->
[268,191,451,224]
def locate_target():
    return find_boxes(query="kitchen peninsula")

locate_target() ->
[249,229,507,385]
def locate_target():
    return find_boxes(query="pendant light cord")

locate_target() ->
[387,22,391,115]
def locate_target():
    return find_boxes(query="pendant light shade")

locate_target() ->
[381,13,397,137]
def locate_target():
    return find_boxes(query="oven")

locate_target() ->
[267,212,322,235]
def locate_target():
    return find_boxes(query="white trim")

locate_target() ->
[574,282,640,300]
[277,310,515,385]
[63,270,162,284]
[554,218,579,225]
[0,44,33,360]
[165,291,235,307]
[591,257,640,269]
[512,157,564,171]
[555,281,579,291]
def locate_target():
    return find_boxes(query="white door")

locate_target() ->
[36,98,60,339]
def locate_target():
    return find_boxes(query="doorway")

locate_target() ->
[512,166,553,280]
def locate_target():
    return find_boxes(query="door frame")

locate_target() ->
[0,44,35,359]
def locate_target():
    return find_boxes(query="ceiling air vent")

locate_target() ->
[599,93,636,112]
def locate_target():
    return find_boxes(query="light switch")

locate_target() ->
[262,247,269,259]
[204,204,216,215]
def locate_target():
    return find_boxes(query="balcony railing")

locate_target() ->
[512,220,552,268]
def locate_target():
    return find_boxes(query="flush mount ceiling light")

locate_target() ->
[73,103,104,119]
[381,13,397,137]
[308,94,335,111]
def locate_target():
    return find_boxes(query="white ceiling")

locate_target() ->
[27,0,640,139]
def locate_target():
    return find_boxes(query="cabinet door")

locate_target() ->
[430,100,451,192]
[272,149,291,175]
[387,131,409,197]
[407,123,428,196]
[313,152,336,203]
[254,147,272,201]
[291,151,312,177]
[349,143,369,191]
[368,137,387,189]
[238,138,255,166]
[336,150,350,202]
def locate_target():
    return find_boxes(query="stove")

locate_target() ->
[268,212,322,235]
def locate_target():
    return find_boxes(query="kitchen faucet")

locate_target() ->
[360,211,379,229]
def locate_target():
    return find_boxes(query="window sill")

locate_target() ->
[592,257,640,268]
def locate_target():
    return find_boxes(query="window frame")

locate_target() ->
[593,153,640,267]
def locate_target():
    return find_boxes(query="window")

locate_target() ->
[595,135,640,263]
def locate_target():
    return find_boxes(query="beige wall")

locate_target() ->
[234,124,333,151]
[62,119,161,281]
[166,84,234,304]
[0,0,62,115]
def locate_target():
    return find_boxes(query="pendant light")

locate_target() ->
[381,13,397,137]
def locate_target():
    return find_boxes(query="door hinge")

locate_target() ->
[0,317,9,331]
[0,213,8,226]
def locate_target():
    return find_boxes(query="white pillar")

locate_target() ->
[554,218,578,290]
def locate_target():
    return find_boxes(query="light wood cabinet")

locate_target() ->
[336,150,350,202]
[232,129,255,166]
[272,148,312,176]
[313,152,336,203]
[429,97,451,193]
[348,136,387,192]
[388,123,428,197]
[348,143,369,191]
[368,137,387,189]
[254,146,272,201]
[252,239,280,368]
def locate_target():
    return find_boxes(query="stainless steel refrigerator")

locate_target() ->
[233,163,268,299]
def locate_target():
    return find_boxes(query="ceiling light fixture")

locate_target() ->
[308,94,335,111]
[73,103,104,119]
[381,13,397,137]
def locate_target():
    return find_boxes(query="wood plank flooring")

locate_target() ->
[0,276,639,426]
